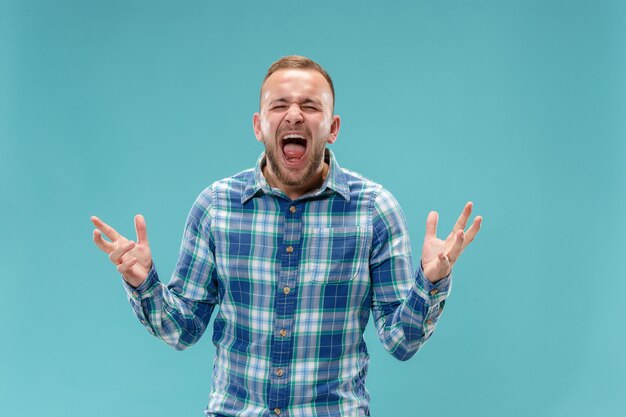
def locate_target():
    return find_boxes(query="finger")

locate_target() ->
[93,229,115,254]
[109,241,136,265]
[117,257,138,274]
[446,230,465,262]
[134,214,149,245]
[452,202,473,232]
[425,211,438,239]
[91,216,122,241]
[463,216,483,248]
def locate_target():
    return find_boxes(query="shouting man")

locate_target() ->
[92,55,482,417]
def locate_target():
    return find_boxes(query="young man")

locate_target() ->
[91,56,482,417]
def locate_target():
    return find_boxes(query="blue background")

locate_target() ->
[1,1,624,416]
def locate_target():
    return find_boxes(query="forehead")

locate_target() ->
[261,69,332,103]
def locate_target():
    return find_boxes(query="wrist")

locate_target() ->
[422,260,450,283]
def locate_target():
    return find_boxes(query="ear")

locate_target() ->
[326,115,341,145]
[253,112,263,142]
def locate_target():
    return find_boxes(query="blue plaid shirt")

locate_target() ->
[125,150,451,417]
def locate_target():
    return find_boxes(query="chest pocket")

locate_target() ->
[304,226,369,283]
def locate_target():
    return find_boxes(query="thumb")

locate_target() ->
[424,252,451,283]
[437,252,451,270]
[425,211,438,240]
[135,214,149,245]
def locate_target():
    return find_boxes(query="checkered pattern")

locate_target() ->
[125,150,451,417]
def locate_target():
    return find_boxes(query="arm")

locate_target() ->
[369,190,481,361]
[91,189,219,351]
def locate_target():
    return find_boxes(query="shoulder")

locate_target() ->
[199,168,254,199]
[339,167,384,196]
[206,167,254,191]
[339,166,400,210]
[190,167,255,222]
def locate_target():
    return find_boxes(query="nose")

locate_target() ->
[284,103,304,124]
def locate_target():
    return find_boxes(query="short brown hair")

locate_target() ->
[261,55,335,107]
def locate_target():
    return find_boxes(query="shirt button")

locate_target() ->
[430,289,439,296]
[289,206,297,213]
[426,319,433,326]
[274,408,281,415]
[276,368,284,377]
[283,286,291,295]
[279,328,287,337]
[286,245,294,253]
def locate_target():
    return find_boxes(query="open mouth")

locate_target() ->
[281,133,307,164]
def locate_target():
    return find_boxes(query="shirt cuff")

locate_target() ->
[122,263,161,301]
[415,261,452,304]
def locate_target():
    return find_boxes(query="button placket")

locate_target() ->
[267,201,303,412]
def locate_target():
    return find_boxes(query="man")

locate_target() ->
[91,56,482,417]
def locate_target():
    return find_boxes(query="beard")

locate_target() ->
[264,137,327,188]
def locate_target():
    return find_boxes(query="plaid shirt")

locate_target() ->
[125,150,451,417]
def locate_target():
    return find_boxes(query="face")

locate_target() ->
[253,69,340,197]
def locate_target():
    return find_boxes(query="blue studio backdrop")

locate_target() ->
[1,1,624,416]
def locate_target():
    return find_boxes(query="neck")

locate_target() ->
[263,162,329,200]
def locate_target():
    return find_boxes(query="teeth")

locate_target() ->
[283,134,305,140]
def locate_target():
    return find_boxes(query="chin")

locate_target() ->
[265,141,326,189]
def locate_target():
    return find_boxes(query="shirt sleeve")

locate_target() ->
[122,187,220,351]
[369,188,452,361]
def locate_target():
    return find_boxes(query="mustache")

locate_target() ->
[276,126,311,139]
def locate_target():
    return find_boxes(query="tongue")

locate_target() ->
[283,143,306,159]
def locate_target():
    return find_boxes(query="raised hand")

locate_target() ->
[91,214,153,288]
[421,202,482,283]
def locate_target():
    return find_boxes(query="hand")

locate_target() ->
[91,214,153,288]
[422,202,482,283]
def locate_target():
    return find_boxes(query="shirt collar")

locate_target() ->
[241,148,351,204]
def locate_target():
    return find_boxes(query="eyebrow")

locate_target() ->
[270,97,323,106]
